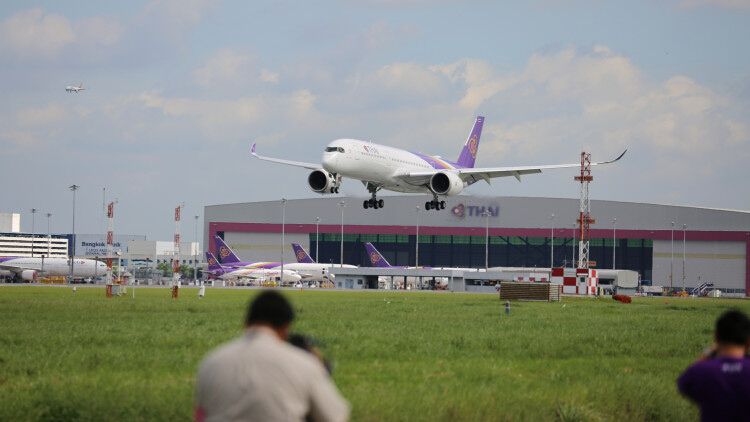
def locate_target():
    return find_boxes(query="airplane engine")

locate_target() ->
[308,170,342,194]
[429,172,464,196]
[19,270,38,281]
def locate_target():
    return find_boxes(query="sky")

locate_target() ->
[1,0,749,244]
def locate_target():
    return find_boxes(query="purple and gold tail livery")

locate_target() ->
[205,252,225,276]
[364,242,393,268]
[213,236,241,264]
[292,243,315,263]
[456,116,483,168]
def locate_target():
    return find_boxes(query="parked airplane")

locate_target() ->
[251,116,626,211]
[205,252,301,284]
[213,236,352,283]
[290,243,358,281]
[65,83,85,93]
[364,242,481,272]
[363,242,455,288]
[0,256,107,282]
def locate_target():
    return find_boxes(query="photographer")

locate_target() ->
[677,309,750,421]
[194,291,349,422]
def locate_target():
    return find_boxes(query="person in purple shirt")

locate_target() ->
[677,309,750,421]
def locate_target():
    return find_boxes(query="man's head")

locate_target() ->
[715,309,750,346]
[246,291,294,338]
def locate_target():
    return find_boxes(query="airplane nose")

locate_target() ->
[322,151,339,172]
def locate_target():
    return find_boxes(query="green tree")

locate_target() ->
[156,262,172,277]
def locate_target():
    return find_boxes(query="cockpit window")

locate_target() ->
[325,147,345,153]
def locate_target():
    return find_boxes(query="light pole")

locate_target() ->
[415,206,420,268]
[315,217,321,263]
[281,198,287,284]
[482,210,490,270]
[46,213,52,257]
[31,208,38,257]
[69,184,79,283]
[682,223,687,291]
[550,214,555,268]
[670,221,675,290]
[339,201,345,268]
[194,215,199,285]
[612,218,617,270]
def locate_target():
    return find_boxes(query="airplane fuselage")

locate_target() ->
[322,139,465,195]
[0,257,108,280]
[222,261,354,282]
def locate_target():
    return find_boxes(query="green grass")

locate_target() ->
[0,286,748,421]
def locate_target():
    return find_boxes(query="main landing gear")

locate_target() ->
[363,183,384,209]
[363,198,384,209]
[425,196,446,211]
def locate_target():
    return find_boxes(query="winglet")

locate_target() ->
[596,149,628,165]
[364,242,392,268]
[251,143,257,156]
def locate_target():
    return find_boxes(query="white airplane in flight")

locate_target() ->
[0,256,107,282]
[251,116,626,211]
[65,83,85,93]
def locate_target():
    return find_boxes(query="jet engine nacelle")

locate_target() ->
[429,172,464,196]
[19,269,38,281]
[308,170,342,194]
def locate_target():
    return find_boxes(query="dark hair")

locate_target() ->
[246,291,294,328]
[715,309,750,346]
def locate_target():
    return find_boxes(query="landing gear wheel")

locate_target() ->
[363,200,369,209]
[440,200,446,210]
[378,199,384,208]
[425,201,432,210]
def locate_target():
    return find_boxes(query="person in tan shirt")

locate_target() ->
[194,291,350,422]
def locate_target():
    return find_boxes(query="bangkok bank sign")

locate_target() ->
[450,203,499,219]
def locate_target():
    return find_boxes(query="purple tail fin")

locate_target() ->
[364,242,392,268]
[205,252,225,276]
[212,235,241,264]
[292,243,315,263]
[456,116,484,168]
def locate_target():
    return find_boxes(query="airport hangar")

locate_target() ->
[204,195,750,297]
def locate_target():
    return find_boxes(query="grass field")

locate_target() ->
[1,286,748,421]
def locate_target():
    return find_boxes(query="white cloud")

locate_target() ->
[16,104,68,127]
[0,8,75,60]
[673,0,750,10]
[194,48,254,89]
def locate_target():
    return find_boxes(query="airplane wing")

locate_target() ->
[397,150,627,186]
[251,143,321,170]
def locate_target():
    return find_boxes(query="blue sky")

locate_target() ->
[1,0,749,242]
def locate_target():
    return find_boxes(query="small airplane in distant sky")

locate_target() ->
[65,83,85,93]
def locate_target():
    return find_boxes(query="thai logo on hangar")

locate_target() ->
[450,203,499,219]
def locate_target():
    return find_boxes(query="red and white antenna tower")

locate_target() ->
[174,204,184,278]
[106,199,118,284]
[575,152,595,269]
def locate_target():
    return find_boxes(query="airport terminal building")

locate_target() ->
[204,195,750,296]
